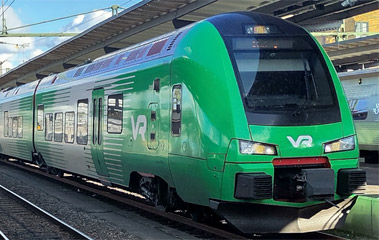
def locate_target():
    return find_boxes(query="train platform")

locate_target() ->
[340,163,379,239]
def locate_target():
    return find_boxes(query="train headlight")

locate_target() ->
[324,136,355,153]
[239,140,277,155]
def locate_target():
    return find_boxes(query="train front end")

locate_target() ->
[206,13,366,233]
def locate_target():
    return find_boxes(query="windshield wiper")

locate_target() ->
[292,55,314,117]
[292,100,311,116]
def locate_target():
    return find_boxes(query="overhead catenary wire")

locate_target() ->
[1,7,114,66]
[1,2,129,68]
[0,0,15,19]
[26,8,114,46]
[6,7,109,32]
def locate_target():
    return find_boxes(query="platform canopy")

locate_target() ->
[324,34,379,71]
[0,0,377,87]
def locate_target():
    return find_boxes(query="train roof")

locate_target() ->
[0,80,39,100]
[1,11,315,97]
[207,11,308,37]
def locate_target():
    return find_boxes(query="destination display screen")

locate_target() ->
[232,38,311,50]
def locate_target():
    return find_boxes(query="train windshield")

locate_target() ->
[231,37,341,126]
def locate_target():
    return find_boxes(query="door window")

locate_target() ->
[171,85,182,136]
[77,99,88,145]
[107,94,123,134]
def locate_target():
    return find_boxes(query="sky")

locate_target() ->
[0,0,142,75]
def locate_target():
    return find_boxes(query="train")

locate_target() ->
[0,12,366,233]
[339,68,379,163]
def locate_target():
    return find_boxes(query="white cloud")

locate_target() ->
[0,7,34,74]
[1,7,23,32]
[0,8,113,75]
[31,49,44,58]
[62,10,112,33]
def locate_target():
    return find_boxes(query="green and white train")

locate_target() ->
[0,12,366,233]
[339,68,379,163]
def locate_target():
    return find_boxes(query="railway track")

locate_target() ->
[0,159,346,240]
[0,182,92,240]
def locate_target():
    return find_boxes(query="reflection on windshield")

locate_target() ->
[231,37,341,126]
[234,40,335,112]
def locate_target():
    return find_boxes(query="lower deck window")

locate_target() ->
[65,112,75,143]
[17,117,23,138]
[45,113,53,141]
[54,113,63,142]
[4,111,8,137]
[12,117,18,138]
[8,117,12,138]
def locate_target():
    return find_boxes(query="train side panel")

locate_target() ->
[97,58,173,187]
[34,75,97,177]
[340,69,379,151]
[0,84,36,162]
[168,22,250,205]
[33,57,175,188]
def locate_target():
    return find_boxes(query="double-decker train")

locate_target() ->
[0,12,366,233]
[339,68,379,163]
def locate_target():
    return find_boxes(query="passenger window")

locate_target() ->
[77,99,88,145]
[12,117,18,138]
[45,113,53,141]
[8,117,12,138]
[37,105,44,131]
[65,112,75,143]
[171,85,182,136]
[17,116,23,138]
[107,94,123,134]
[4,111,8,137]
[54,113,63,142]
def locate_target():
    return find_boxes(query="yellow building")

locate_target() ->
[313,9,379,44]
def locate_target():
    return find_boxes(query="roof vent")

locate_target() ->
[167,32,182,51]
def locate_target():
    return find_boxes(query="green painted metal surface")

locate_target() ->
[342,195,379,239]
[0,13,364,218]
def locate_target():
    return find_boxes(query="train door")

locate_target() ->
[91,88,109,177]
[148,103,159,150]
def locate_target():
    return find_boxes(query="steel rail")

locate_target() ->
[0,230,9,240]
[0,182,93,240]
[0,159,347,239]
[0,159,247,239]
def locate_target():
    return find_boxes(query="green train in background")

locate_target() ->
[339,68,379,163]
[0,12,366,233]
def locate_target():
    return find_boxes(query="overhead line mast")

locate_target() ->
[1,0,7,35]
[0,4,123,37]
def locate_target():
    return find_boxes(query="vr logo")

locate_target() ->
[287,135,313,148]
[131,115,146,141]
